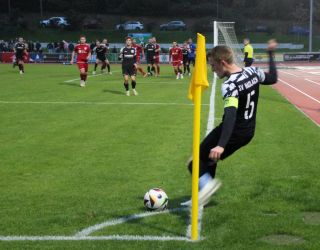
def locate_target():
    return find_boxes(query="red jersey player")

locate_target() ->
[133,39,147,77]
[152,37,161,76]
[169,42,183,80]
[70,36,91,87]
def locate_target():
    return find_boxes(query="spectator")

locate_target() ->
[36,42,41,52]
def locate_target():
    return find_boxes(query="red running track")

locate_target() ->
[273,67,320,126]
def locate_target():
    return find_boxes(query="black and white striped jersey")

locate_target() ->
[221,66,266,136]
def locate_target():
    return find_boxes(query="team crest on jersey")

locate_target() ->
[131,49,134,53]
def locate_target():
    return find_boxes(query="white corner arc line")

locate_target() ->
[75,208,187,237]
[278,78,320,104]
[0,235,190,242]
[305,78,320,87]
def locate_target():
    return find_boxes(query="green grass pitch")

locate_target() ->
[0,63,319,249]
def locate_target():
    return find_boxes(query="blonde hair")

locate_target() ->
[209,46,234,65]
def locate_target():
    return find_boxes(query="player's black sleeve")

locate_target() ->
[261,51,277,85]
[217,107,237,148]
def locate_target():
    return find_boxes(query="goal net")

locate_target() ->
[213,21,243,66]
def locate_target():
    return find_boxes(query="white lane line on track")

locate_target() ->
[278,78,320,104]
[305,78,320,87]
[279,70,299,77]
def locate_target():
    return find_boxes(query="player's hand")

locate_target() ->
[267,39,278,51]
[209,146,224,162]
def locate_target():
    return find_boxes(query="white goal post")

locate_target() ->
[213,21,243,66]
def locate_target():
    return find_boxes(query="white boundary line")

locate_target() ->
[64,73,104,83]
[0,100,209,106]
[305,78,320,87]
[0,235,190,242]
[278,78,320,104]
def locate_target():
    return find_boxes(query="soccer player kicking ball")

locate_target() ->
[119,37,138,96]
[70,36,91,87]
[169,42,183,80]
[182,39,278,207]
[14,37,27,74]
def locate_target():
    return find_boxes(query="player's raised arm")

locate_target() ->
[260,39,278,85]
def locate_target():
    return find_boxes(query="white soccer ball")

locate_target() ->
[144,188,168,211]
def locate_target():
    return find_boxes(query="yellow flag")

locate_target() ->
[188,33,209,102]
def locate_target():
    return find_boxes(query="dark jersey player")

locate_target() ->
[120,37,138,96]
[144,39,156,76]
[181,39,278,207]
[93,40,107,75]
[102,38,112,74]
[14,37,27,74]
[182,42,191,76]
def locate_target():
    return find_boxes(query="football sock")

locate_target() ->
[21,64,24,73]
[187,65,190,73]
[183,65,186,74]
[147,66,151,73]
[94,63,98,71]
[178,68,182,74]
[131,81,136,89]
[174,69,178,75]
[107,64,110,72]
[18,64,22,71]
[124,82,129,91]
[199,173,213,190]
[156,65,160,74]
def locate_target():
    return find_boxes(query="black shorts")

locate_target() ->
[146,56,155,64]
[122,65,136,76]
[244,58,253,67]
[188,123,254,178]
[97,56,106,62]
[183,56,189,64]
[16,54,24,61]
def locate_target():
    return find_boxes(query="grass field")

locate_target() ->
[0,63,319,249]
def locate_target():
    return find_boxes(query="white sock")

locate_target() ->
[199,173,213,190]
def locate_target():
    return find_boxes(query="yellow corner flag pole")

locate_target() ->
[188,33,209,241]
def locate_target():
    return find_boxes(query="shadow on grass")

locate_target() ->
[103,89,124,95]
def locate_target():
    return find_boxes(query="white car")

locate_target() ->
[116,21,144,31]
[40,17,69,28]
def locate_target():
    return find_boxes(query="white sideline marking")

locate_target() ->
[0,100,209,106]
[0,235,189,242]
[278,78,320,104]
[64,71,119,83]
[305,78,320,87]
[75,208,187,237]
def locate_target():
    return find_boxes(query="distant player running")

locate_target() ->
[133,39,148,77]
[14,37,27,74]
[144,38,156,76]
[102,38,112,74]
[182,42,191,76]
[187,38,196,67]
[119,37,138,96]
[152,37,161,76]
[169,42,183,80]
[70,36,91,87]
[92,40,107,75]
[182,39,278,207]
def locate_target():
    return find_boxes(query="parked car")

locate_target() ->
[160,21,186,31]
[289,26,309,36]
[40,17,69,28]
[115,21,144,31]
[83,19,100,29]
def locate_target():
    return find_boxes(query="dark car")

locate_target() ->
[289,26,309,36]
[160,21,186,31]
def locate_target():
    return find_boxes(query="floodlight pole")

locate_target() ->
[40,0,43,18]
[309,0,313,52]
